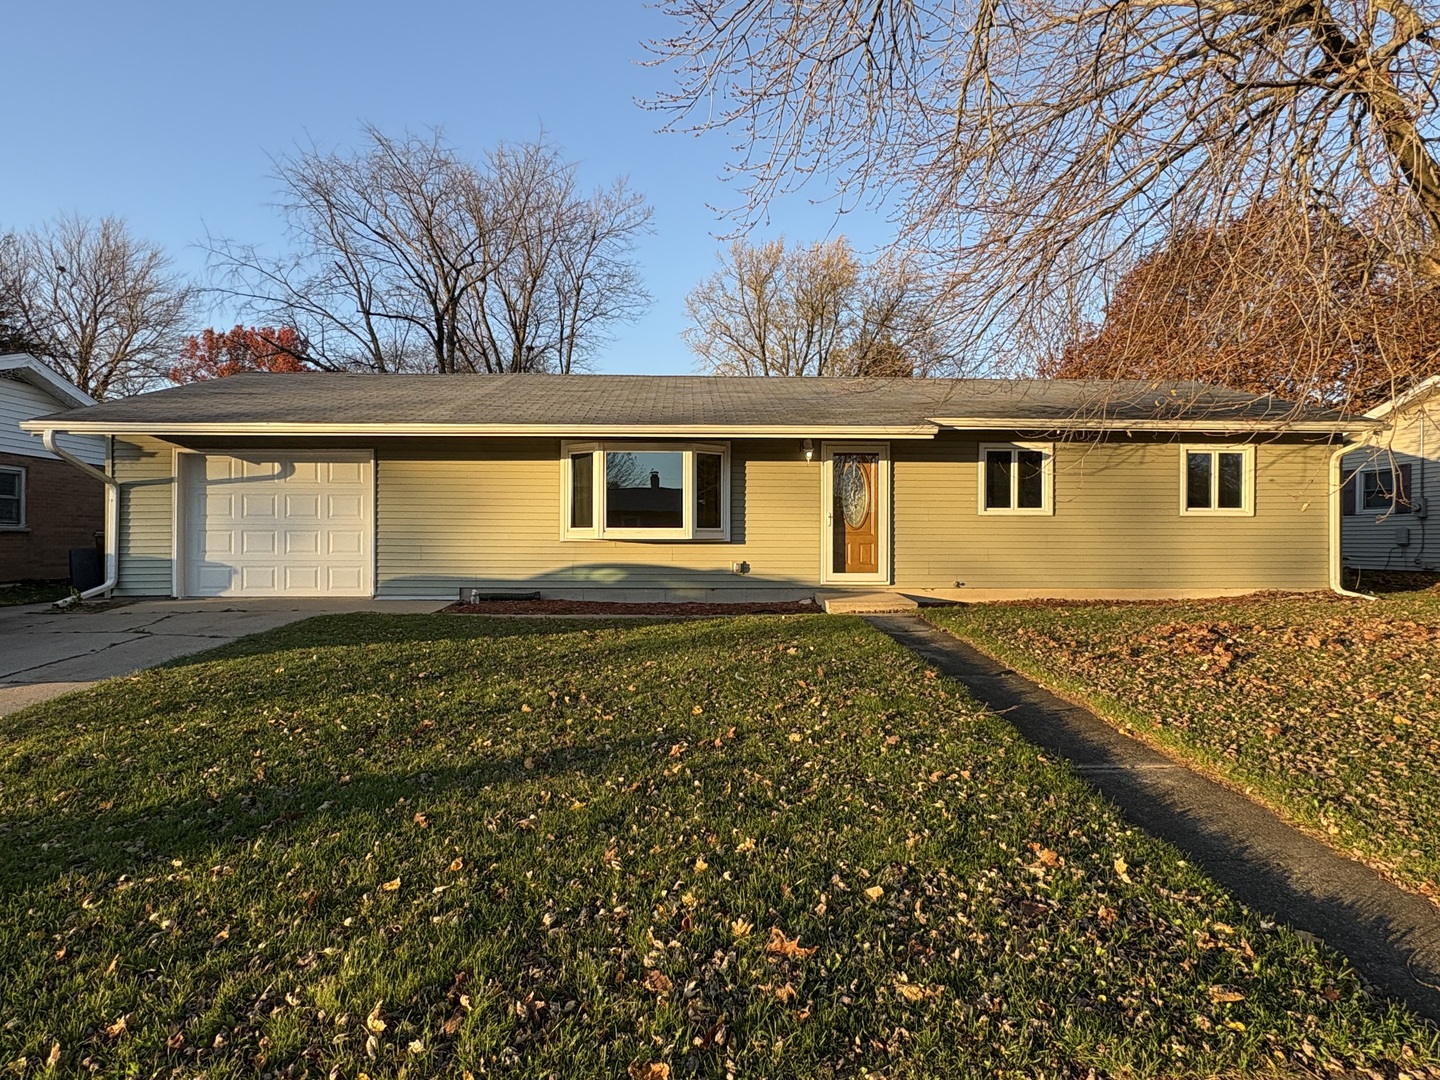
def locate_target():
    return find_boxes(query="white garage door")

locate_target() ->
[186,453,373,597]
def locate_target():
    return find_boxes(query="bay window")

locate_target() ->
[562,442,730,540]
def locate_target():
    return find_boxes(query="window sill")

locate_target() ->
[977,508,1053,516]
[562,534,731,543]
[1179,509,1254,518]
[0,526,30,533]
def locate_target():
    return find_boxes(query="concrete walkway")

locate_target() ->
[0,598,445,716]
[869,613,1440,1024]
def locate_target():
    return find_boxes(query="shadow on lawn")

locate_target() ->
[157,612,702,670]
[0,737,651,895]
[869,614,1440,1027]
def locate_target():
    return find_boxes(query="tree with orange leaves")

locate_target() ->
[1046,204,1440,411]
[170,325,309,383]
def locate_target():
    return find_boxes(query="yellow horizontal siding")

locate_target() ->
[374,439,820,597]
[893,436,1331,591]
[114,436,175,596]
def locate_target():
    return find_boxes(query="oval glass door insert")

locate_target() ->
[839,458,870,528]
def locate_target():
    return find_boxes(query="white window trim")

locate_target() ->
[977,442,1054,516]
[0,464,25,530]
[1357,466,1400,516]
[560,441,731,542]
[1179,445,1256,517]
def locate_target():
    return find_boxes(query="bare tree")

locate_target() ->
[683,236,946,375]
[648,0,1440,378]
[210,127,652,374]
[1,216,195,399]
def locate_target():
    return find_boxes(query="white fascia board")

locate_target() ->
[18,420,942,439]
[926,416,1378,435]
[1364,375,1440,420]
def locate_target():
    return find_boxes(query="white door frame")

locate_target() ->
[174,448,376,598]
[819,441,891,586]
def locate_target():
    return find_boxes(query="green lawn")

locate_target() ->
[926,587,1440,900]
[1,615,1436,1078]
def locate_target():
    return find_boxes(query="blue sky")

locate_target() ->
[4,1,894,374]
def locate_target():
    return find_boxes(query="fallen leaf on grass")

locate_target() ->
[629,1063,670,1080]
[413,812,429,828]
[765,927,817,959]
[643,969,673,993]
[381,878,401,892]
[45,1042,60,1070]
[103,1015,129,1039]
[366,1001,388,1034]
[735,837,756,854]
[1208,987,1246,1004]
[731,918,753,939]
[864,885,885,901]
[448,857,464,872]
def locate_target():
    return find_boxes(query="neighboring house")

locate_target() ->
[21,374,1372,602]
[1341,376,1439,573]
[0,354,105,583]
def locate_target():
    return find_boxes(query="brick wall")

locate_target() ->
[0,451,104,582]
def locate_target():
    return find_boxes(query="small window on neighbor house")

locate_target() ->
[0,467,23,528]
[1181,447,1253,515]
[1358,467,1412,515]
[979,444,1052,514]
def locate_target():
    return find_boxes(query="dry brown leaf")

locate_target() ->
[413,812,429,828]
[103,1015,129,1039]
[765,927,818,959]
[863,885,884,901]
[1208,986,1246,1004]
[629,1064,671,1080]
[366,1000,388,1034]
[643,969,673,993]
[448,857,464,872]
[45,1042,60,1070]
[381,877,401,892]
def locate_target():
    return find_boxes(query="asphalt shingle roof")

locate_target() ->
[29,373,1357,431]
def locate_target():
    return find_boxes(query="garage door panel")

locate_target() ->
[285,566,320,590]
[327,493,365,520]
[187,453,372,598]
[285,530,320,554]
[204,530,235,555]
[284,493,320,518]
[328,566,364,591]
[327,529,364,555]
[241,530,277,554]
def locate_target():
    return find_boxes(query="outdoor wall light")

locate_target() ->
[803,439,814,463]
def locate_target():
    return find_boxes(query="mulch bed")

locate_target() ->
[442,598,821,616]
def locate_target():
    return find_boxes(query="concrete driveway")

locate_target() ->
[0,597,446,716]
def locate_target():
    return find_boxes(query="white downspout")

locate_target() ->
[1330,440,1377,600]
[42,428,119,601]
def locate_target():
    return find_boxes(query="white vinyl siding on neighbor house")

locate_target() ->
[1342,397,1439,572]
[0,376,105,463]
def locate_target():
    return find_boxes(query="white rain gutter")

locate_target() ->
[1329,440,1377,600]
[42,429,118,602]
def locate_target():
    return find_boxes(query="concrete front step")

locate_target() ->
[817,591,920,614]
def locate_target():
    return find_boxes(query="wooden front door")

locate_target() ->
[831,451,880,576]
